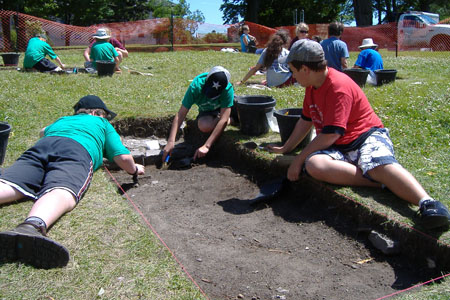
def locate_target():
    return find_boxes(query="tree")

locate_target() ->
[220,0,347,27]
[353,0,373,26]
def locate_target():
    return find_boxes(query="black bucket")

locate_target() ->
[96,60,115,76]
[274,108,312,147]
[375,69,397,86]
[1,53,20,66]
[236,95,276,136]
[0,122,11,165]
[343,68,369,87]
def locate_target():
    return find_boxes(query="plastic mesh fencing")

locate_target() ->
[1,10,449,53]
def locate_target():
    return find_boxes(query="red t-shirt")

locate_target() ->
[303,68,383,145]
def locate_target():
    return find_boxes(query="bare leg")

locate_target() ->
[197,116,219,133]
[27,189,77,228]
[305,154,380,187]
[0,182,26,205]
[367,164,428,206]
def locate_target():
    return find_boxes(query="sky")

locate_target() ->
[179,0,228,25]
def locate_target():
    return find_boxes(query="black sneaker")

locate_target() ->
[419,200,450,230]
[0,223,69,269]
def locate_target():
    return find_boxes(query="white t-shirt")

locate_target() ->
[257,48,291,87]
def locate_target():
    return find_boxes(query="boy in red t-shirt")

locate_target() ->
[268,39,450,230]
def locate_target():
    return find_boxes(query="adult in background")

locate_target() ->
[267,39,450,231]
[353,38,384,85]
[84,28,128,67]
[87,28,120,73]
[23,33,65,72]
[0,95,145,269]
[239,24,262,54]
[289,22,309,50]
[320,22,349,71]
[236,30,295,88]
[163,66,234,162]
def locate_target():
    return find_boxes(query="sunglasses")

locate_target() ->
[299,30,308,33]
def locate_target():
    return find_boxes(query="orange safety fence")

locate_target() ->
[1,10,449,53]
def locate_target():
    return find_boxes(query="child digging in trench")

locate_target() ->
[162,66,234,162]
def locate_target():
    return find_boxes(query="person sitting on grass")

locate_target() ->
[23,33,65,72]
[236,30,295,88]
[320,22,349,72]
[162,66,234,162]
[0,95,145,269]
[267,39,450,231]
[84,28,128,68]
[88,28,121,73]
[288,22,309,50]
[353,38,384,85]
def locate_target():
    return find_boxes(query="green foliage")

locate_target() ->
[202,32,228,43]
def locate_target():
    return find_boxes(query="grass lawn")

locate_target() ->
[0,48,449,299]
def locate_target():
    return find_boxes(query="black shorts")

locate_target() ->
[197,108,221,119]
[0,136,93,203]
[33,58,58,72]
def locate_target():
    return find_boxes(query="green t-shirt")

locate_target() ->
[181,73,234,112]
[90,40,119,69]
[44,114,130,170]
[23,37,58,69]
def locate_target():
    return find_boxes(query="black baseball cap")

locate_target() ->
[73,95,117,120]
[202,66,231,99]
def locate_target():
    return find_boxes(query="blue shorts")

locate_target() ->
[0,136,93,203]
[307,128,399,181]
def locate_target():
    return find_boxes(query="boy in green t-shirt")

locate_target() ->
[0,95,145,269]
[163,66,234,161]
[88,28,120,72]
[23,34,65,72]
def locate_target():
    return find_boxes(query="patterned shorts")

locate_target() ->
[307,128,399,180]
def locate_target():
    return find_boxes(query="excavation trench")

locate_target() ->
[108,117,449,300]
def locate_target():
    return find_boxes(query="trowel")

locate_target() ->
[161,154,170,170]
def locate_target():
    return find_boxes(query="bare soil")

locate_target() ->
[110,162,438,300]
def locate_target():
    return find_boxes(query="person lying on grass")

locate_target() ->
[0,95,145,269]
[162,66,234,162]
[267,39,450,231]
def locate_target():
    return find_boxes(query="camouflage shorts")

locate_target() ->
[308,128,399,179]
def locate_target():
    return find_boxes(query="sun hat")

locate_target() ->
[92,28,110,40]
[282,39,324,64]
[202,66,231,99]
[73,95,117,120]
[359,38,378,49]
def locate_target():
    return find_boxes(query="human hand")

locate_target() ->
[266,144,285,154]
[236,81,243,85]
[135,164,145,175]
[287,160,302,182]
[61,64,66,69]
[193,145,209,160]
[162,141,175,162]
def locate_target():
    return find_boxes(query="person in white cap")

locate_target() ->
[354,38,383,71]
[163,66,234,161]
[84,28,128,67]
[267,39,450,231]
[353,38,384,85]
[88,28,121,72]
